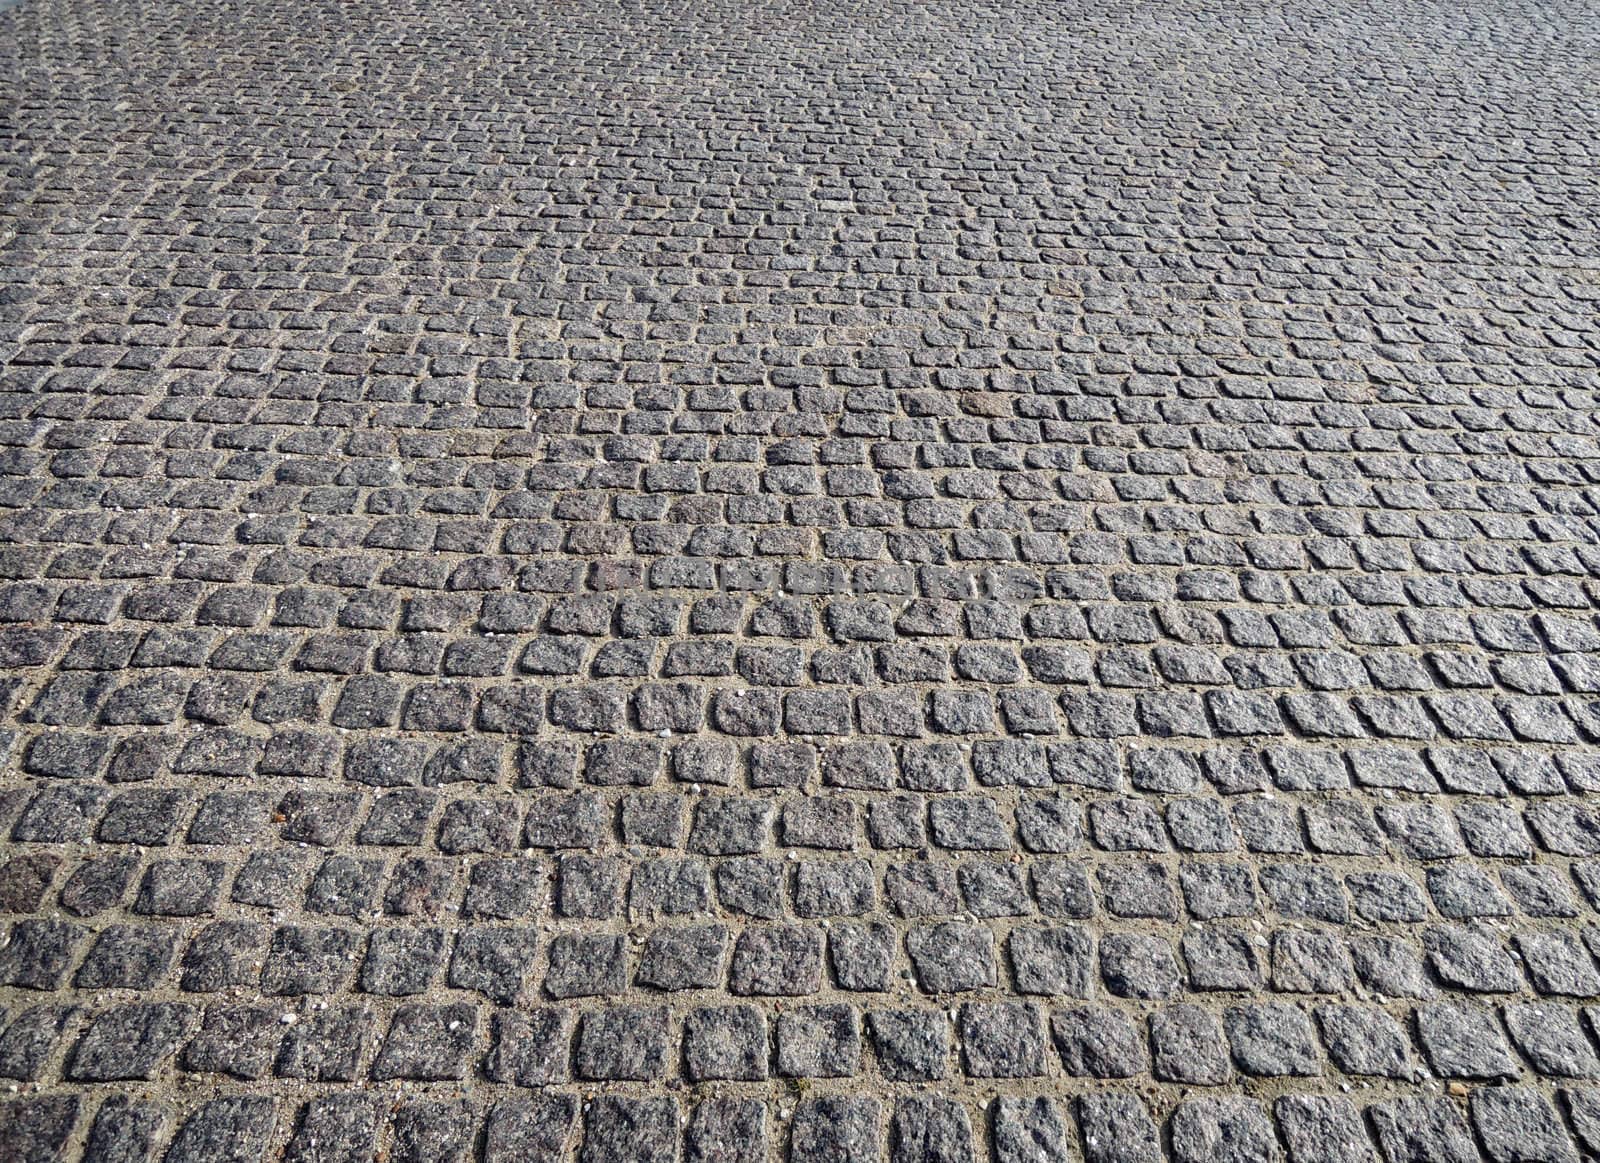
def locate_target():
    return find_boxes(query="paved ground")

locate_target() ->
[2,0,1600,1159]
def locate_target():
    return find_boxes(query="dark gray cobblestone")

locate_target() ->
[2,0,1600,1157]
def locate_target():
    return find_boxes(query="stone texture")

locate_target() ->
[2,0,1599,1156]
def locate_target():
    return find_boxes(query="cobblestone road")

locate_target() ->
[2,0,1600,1159]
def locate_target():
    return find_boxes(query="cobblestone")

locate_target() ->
[2,0,1600,1156]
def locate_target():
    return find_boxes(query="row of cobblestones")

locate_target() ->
[15,983,1600,1081]
[3,0,1600,1157]
[8,1088,1597,1163]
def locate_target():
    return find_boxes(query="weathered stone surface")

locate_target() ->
[1074,1094,1161,1163]
[991,1097,1069,1163]
[792,1097,880,1163]
[686,1098,767,1163]
[84,1096,165,1163]
[958,1002,1045,1077]
[370,1004,477,1081]
[1367,1098,1480,1163]
[3,2,1600,1157]
[868,1008,949,1081]
[890,1098,973,1163]
[1272,1095,1376,1163]
[284,1095,382,1163]
[1470,1087,1579,1163]
[580,1097,674,1163]
[166,1097,277,1163]
[485,1095,577,1163]
[0,1095,78,1162]
[1168,1097,1282,1163]
[67,1003,194,1081]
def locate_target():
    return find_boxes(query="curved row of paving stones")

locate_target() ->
[3,0,1600,1158]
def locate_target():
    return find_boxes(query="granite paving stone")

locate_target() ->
[1,0,1599,1156]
